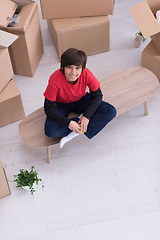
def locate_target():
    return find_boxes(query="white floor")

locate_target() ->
[0,0,160,239]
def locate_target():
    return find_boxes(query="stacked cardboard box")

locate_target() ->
[47,16,110,59]
[0,0,44,77]
[40,0,114,59]
[130,0,160,82]
[40,0,113,19]
[0,31,17,92]
[0,161,11,198]
[0,30,25,128]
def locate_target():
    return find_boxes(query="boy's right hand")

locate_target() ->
[69,121,82,134]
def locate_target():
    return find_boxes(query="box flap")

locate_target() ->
[0,79,20,102]
[130,1,160,38]
[0,30,18,49]
[53,16,109,31]
[13,2,36,31]
[147,0,160,14]
[0,48,14,93]
[142,41,160,57]
[0,160,11,199]
[80,16,109,27]
[53,18,82,31]
[0,0,18,27]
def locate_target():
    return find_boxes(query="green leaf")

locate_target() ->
[13,166,44,194]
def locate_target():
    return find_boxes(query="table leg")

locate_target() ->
[144,101,148,116]
[47,146,51,163]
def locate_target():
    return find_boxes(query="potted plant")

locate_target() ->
[14,166,44,195]
[136,31,146,42]
[134,31,147,48]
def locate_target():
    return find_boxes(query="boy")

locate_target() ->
[44,48,116,148]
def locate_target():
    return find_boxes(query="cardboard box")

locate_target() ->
[0,161,11,198]
[130,0,160,54]
[47,16,110,59]
[0,0,44,77]
[0,79,25,127]
[150,32,160,55]
[40,0,113,19]
[0,48,14,93]
[141,41,160,82]
[0,30,18,92]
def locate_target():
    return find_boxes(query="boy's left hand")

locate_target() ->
[78,116,89,133]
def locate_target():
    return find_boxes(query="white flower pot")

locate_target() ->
[134,35,143,48]
[22,182,36,192]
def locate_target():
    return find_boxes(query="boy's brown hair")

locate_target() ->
[60,48,87,73]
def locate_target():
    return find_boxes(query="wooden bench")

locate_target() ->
[19,67,160,163]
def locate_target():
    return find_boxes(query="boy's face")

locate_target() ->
[64,65,82,83]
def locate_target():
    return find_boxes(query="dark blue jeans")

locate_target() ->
[45,94,117,139]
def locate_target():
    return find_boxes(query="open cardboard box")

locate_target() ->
[141,41,160,82]
[40,0,113,19]
[0,0,44,77]
[0,161,11,198]
[47,16,110,60]
[0,79,25,127]
[130,0,160,54]
[0,30,18,93]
